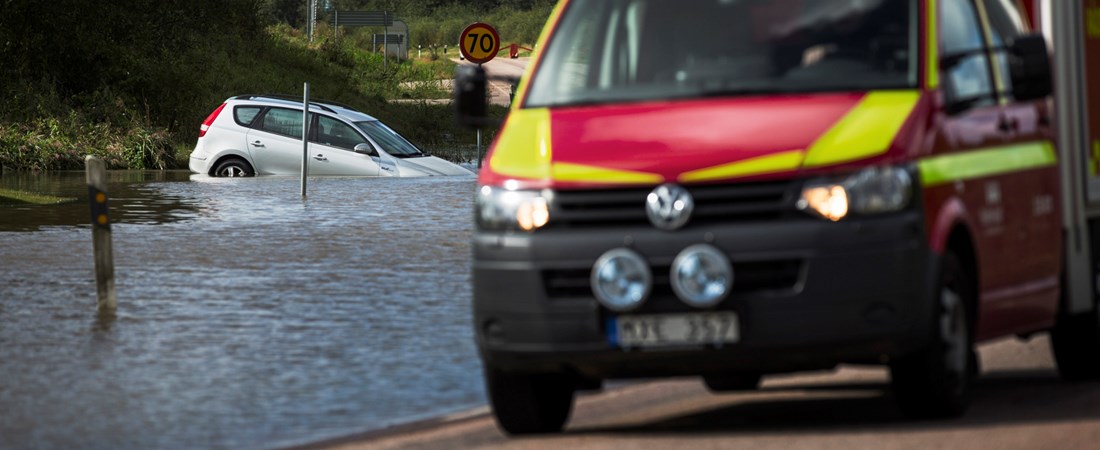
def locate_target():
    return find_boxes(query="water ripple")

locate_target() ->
[0,172,484,450]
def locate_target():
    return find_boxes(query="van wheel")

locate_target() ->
[213,158,254,177]
[890,251,972,418]
[1051,306,1100,380]
[703,373,762,392]
[485,368,574,435]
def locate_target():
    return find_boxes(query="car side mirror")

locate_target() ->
[353,143,377,156]
[455,65,489,128]
[1009,34,1052,101]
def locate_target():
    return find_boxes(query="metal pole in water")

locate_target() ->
[302,82,310,198]
[85,156,116,314]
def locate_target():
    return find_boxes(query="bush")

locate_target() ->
[0,111,171,171]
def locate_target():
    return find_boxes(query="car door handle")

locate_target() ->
[251,140,265,147]
[313,154,328,161]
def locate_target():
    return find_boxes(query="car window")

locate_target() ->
[314,115,367,150]
[981,0,1027,100]
[257,107,304,139]
[354,120,422,157]
[940,0,995,111]
[235,106,262,127]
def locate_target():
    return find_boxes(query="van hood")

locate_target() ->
[481,91,922,188]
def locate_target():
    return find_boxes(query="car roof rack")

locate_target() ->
[232,94,360,113]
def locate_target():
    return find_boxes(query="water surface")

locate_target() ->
[0,171,484,449]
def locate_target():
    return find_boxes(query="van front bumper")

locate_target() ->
[473,210,936,378]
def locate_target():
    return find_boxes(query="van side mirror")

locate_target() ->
[1009,34,1052,101]
[455,65,489,128]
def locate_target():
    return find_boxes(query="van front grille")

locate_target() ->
[548,180,798,229]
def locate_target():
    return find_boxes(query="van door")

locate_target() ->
[977,0,1060,334]
[937,0,1016,337]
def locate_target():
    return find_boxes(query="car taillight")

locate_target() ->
[199,103,227,138]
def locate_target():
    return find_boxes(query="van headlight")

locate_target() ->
[476,185,552,232]
[797,166,913,221]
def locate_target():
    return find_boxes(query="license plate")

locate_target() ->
[609,312,740,348]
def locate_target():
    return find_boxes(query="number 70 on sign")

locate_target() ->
[459,22,501,64]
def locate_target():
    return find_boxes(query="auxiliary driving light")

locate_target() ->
[670,244,733,308]
[590,248,653,312]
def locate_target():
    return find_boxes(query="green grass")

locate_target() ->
[0,188,77,206]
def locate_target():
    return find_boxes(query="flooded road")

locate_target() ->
[0,171,484,449]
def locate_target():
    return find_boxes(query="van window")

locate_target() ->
[525,0,917,108]
[981,0,1028,100]
[941,0,986,54]
[940,0,995,110]
[981,0,1026,44]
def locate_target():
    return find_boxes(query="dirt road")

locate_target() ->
[297,335,1100,450]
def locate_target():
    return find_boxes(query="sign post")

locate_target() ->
[459,22,500,170]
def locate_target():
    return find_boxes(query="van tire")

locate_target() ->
[890,251,972,419]
[213,158,254,177]
[485,369,575,435]
[1051,308,1100,380]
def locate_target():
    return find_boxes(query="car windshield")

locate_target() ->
[525,0,918,108]
[354,120,423,157]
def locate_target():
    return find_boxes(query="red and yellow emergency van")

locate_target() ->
[456,0,1100,435]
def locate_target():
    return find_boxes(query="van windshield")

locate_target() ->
[524,0,918,108]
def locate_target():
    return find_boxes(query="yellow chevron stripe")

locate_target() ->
[679,150,805,183]
[802,91,920,167]
[552,163,664,184]
[488,108,552,180]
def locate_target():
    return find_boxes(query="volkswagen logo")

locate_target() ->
[646,184,694,230]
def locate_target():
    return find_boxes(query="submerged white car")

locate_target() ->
[189,95,471,177]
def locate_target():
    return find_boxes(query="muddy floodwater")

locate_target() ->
[0,171,484,449]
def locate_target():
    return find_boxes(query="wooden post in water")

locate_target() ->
[85,156,117,314]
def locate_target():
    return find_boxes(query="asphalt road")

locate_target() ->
[300,335,1100,450]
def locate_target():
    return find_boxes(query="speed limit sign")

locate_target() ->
[459,22,501,65]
